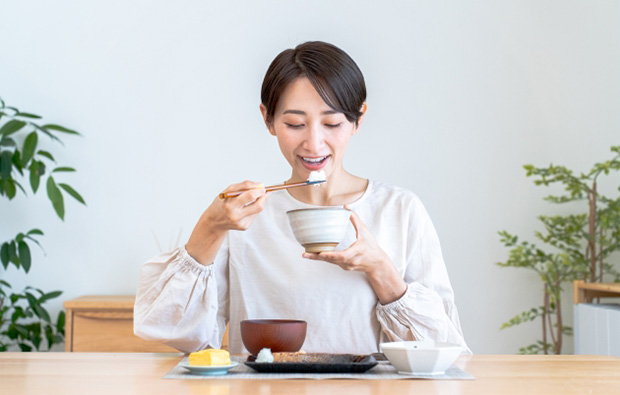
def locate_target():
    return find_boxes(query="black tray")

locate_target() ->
[244,353,378,373]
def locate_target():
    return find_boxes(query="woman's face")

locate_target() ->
[261,77,362,182]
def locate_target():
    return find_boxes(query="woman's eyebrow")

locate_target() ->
[283,109,305,115]
[282,110,339,115]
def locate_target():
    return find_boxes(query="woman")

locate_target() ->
[134,41,470,354]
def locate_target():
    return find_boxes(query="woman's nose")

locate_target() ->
[302,124,324,152]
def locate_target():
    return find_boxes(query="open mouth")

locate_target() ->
[299,155,330,170]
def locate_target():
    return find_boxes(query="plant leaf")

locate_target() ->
[14,179,26,195]
[0,136,16,147]
[11,306,26,321]
[37,150,55,162]
[29,160,43,193]
[25,293,38,313]
[7,324,18,339]
[8,241,19,268]
[16,112,42,119]
[10,293,23,304]
[42,124,80,135]
[24,293,51,323]
[4,179,17,199]
[52,167,75,173]
[29,167,40,193]
[25,285,44,296]
[0,120,27,137]
[11,151,23,175]
[11,150,24,176]
[39,290,62,304]
[33,124,62,144]
[56,311,65,335]
[46,176,65,220]
[27,229,44,236]
[22,132,38,165]
[34,304,51,323]
[59,183,86,205]
[0,243,9,269]
[45,324,54,349]
[23,235,45,254]
[17,241,31,273]
[0,150,12,179]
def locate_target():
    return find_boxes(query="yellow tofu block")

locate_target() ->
[188,349,231,366]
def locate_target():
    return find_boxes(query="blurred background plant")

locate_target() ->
[497,145,620,354]
[0,97,85,351]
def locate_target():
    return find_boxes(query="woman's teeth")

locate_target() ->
[302,156,327,164]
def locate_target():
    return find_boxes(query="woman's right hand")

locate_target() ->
[186,181,268,265]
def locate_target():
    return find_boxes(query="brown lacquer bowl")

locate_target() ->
[240,319,307,356]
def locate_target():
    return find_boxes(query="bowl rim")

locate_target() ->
[241,319,307,325]
[286,208,351,214]
[380,341,463,351]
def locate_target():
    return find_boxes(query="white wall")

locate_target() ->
[1,0,618,354]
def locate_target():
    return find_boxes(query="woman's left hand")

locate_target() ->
[303,205,407,304]
[302,205,390,275]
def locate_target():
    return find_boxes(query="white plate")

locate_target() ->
[179,361,239,375]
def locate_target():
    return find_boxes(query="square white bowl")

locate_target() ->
[380,341,462,375]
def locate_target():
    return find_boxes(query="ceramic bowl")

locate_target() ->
[240,319,307,356]
[380,341,463,375]
[286,208,351,253]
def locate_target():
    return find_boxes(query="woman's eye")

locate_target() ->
[285,123,304,129]
[325,123,342,129]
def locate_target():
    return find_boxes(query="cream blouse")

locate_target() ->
[134,180,471,354]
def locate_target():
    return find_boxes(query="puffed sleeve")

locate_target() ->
[133,237,229,353]
[375,198,471,354]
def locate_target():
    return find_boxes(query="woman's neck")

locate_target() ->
[286,169,368,206]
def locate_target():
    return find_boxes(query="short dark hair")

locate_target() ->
[261,41,366,126]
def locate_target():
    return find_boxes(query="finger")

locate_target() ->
[221,180,264,195]
[230,186,266,207]
[239,191,269,216]
[338,246,363,263]
[302,252,348,270]
[302,252,324,260]
[348,211,369,239]
[311,247,358,265]
[302,250,344,263]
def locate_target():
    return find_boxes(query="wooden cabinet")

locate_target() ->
[573,281,620,357]
[64,295,178,352]
[573,280,620,303]
[65,295,229,352]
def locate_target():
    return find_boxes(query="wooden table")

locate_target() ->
[2,353,620,394]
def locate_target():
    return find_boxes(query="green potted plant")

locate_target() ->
[497,145,620,354]
[0,97,85,351]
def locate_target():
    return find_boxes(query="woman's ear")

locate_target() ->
[259,104,276,136]
[352,102,368,135]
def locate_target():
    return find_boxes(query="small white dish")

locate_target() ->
[179,361,238,375]
[380,341,462,375]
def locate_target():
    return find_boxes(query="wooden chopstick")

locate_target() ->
[219,180,326,199]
